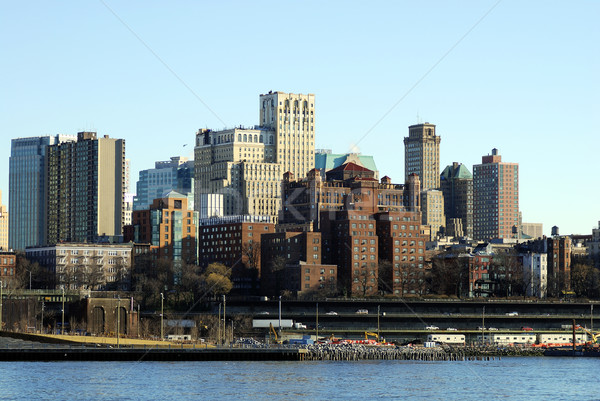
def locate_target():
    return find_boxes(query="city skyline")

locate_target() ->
[1,1,598,236]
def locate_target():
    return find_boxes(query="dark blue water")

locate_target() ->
[0,357,596,400]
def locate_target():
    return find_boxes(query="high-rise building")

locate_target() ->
[440,162,473,239]
[473,148,519,240]
[133,156,194,211]
[0,191,8,251]
[404,123,440,191]
[194,127,281,221]
[46,132,125,244]
[259,91,316,180]
[9,135,76,250]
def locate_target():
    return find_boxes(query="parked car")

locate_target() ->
[488,327,499,331]
[326,311,338,315]
[355,309,369,314]
[446,327,457,331]
[425,326,439,330]
[506,312,519,316]
[521,326,534,331]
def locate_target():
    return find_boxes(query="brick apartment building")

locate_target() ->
[261,231,337,297]
[197,215,275,293]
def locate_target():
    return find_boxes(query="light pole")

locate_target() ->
[222,295,226,345]
[217,303,221,347]
[41,301,45,334]
[61,287,65,335]
[481,306,485,345]
[377,305,381,341]
[0,280,3,332]
[116,296,121,348]
[160,292,164,340]
[316,302,319,341]
[278,295,282,336]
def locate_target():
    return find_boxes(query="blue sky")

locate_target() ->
[1,1,598,236]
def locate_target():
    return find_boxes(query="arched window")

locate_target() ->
[238,134,242,142]
[254,135,258,142]
[260,135,263,143]
[243,134,247,142]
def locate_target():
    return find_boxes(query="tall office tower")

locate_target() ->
[9,135,76,250]
[259,91,316,180]
[0,191,8,250]
[133,156,194,211]
[440,162,474,239]
[46,132,125,244]
[404,123,441,191]
[473,148,519,240]
[194,127,281,222]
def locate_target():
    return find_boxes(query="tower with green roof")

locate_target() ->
[440,162,473,239]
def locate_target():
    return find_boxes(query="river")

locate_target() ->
[0,357,596,400]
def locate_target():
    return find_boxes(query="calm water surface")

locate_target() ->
[0,357,597,400]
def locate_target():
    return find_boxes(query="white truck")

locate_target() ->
[293,322,307,329]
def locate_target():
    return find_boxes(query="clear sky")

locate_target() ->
[1,1,598,236]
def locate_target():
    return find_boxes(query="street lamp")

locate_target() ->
[0,280,3,332]
[61,287,65,335]
[316,302,319,341]
[377,305,381,341]
[117,296,121,348]
[481,306,485,345]
[160,292,164,340]
[278,295,282,336]
[222,295,226,345]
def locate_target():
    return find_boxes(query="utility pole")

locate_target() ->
[481,306,485,345]
[0,280,3,332]
[222,295,226,345]
[61,287,65,335]
[377,305,381,341]
[278,296,282,337]
[117,296,120,348]
[217,303,221,347]
[316,302,319,341]
[160,292,164,340]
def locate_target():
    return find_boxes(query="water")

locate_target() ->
[0,357,597,400]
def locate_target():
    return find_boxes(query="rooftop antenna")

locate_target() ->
[416,111,421,124]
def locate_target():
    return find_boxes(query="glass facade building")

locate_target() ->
[9,135,75,250]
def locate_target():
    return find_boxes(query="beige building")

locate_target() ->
[195,91,316,223]
[0,190,8,251]
[195,127,281,222]
[26,242,133,290]
[420,189,445,240]
[521,222,543,239]
[404,123,441,191]
[259,91,316,180]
